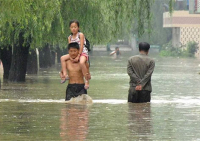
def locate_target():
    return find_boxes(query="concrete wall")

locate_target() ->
[172,27,181,47]
[163,11,200,57]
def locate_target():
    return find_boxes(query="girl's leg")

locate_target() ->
[79,56,90,89]
[60,54,70,83]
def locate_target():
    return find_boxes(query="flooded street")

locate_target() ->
[1,50,200,140]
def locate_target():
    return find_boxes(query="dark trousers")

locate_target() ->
[65,84,87,101]
[128,87,151,103]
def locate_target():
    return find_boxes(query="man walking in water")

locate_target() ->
[127,42,155,103]
[60,42,88,101]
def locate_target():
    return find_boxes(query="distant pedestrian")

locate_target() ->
[127,42,155,103]
[110,47,121,59]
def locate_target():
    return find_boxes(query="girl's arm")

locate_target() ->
[79,33,84,54]
[68,36,71,44]
[68,36,74,62]
[73,33,84,62]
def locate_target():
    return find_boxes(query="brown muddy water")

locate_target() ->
[1,50,200,140]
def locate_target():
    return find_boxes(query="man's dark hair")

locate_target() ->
[68,42,79,50]
[139,42,150,52]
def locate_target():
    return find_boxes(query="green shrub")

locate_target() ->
[186,41,198,56]
[159,41,198,57]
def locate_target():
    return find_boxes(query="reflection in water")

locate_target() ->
[60,104,89,141]
[128,103,152,140]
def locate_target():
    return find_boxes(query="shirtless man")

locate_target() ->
[60,42,88,101]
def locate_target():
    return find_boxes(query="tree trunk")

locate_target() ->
[8,32,30,82]
[51,50,55,66]
[39,43,52,68]
[0,46,12,79]
[56,46,61,63]
[56,45,67,63]
[26,49,38,74]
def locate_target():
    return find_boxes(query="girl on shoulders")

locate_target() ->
[60,20,90,89]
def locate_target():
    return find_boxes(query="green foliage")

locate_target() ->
[159,42,180,57]
[0,0,63,48]
[159,41,198,57]
[169,0,175,14]
[138,0,172,45]
[186,41,198,55]
[0,0,153,48]
[0,0,174,49]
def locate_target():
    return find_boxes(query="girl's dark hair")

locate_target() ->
[139,42,150,52]
[68,42,79,50]
[69,20,80,34]
[69,20,79,27]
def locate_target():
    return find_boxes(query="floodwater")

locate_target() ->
[1,50,200,140]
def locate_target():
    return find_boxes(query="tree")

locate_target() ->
[0,0,62,81]
[138,0,172,45]
[0,0,174,82]
[0,46,12,79]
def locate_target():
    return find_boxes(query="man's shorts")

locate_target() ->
[65,84,87,101]
[128,86,151,103]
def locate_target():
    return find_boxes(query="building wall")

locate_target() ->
[172,27,181,47]
[163,11,200,27]
[180,27,200,57]
[163,11,200,57]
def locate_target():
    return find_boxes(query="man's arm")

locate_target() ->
[60,61,69,79]
[127,59,141,83]
[139,60,155,87]
[59,69,65,79]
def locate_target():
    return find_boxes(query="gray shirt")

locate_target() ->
[127,54,155,92]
